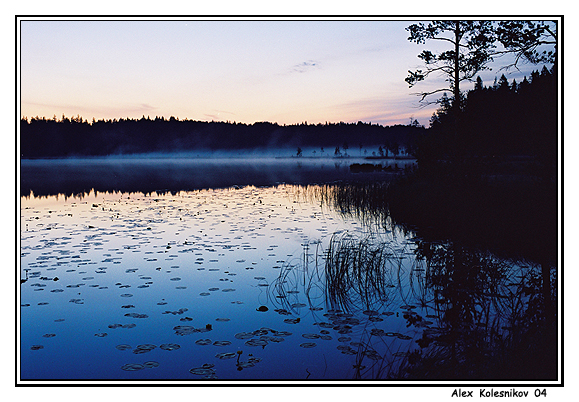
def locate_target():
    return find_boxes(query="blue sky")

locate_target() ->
[19,18,555,127]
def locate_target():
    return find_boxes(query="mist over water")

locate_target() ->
[21,154,415,197]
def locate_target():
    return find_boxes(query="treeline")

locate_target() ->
[20,115,425,158]
[419,66,557,168]
[388,66,558,264]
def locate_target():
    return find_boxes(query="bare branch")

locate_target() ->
[411,87,452,101]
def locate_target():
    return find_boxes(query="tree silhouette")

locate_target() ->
[496,21,557,68]
[405,21,497,115]
[422,66,557,162]
[20,116,425,158]
[405,20,557,115]
[342,142,349,156]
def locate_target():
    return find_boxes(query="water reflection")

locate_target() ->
[20,157,412,197]
[21,184,401,380]
[19,166,556,381]
[268,228,556,379]
[403,240,557,379]
[297,183,558,380]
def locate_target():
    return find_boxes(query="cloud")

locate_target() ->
[204,110,236,121]
[96,103,159,117]
[290,60,319,73]
[134,103,157,112]
[331,95,437,126]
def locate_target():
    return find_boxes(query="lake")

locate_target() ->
[20,156,415,197]
[19,157,556,382]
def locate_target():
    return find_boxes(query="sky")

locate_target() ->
[6,4,575,399]
[19,18,556,128]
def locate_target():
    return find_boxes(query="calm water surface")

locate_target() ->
[20,156,414,197]
[19,158,546,381]
[21,184,422,380]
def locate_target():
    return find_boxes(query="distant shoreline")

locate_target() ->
[21,154,417,161]
[364,155,416,160]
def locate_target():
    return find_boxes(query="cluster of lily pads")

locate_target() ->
[21,185,430,380]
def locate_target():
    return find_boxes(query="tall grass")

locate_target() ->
[295,182,392,230]
[281,181,557,379]
[324,233,556,379]
[324,232,401,312]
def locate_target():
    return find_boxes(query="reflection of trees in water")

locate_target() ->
[283,183,557,379]
[403,240,556,379]
[294,183,391,230]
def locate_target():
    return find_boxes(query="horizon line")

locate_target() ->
[20,114,425,128]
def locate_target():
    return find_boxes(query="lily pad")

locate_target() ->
[124,313,148,318]
[213,340,232,346]
[362,350,381,360]
[135,344,156,351]
[159,343,180,351]
[283,318,300,324]
[245,338,268,347]
[234,332,254,339]
[121,363,145,371]
[189,367,216,376]
[174,325,199,336]
[317,322,334,329]
[264,336,284,342]
[215,352,236,360]
[302,333,320,339]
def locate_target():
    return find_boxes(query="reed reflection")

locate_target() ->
[288,183,558,379]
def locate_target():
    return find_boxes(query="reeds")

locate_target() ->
[321,230,556,379]
[324,232,400,311]
[295,182,393,231]
[284,181,557,379]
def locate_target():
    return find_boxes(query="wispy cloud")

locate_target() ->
[94,103,159,117]
[331,95,436,126]
[290,60,319,73]
[204,109,236,121]
[125,103,158,114]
